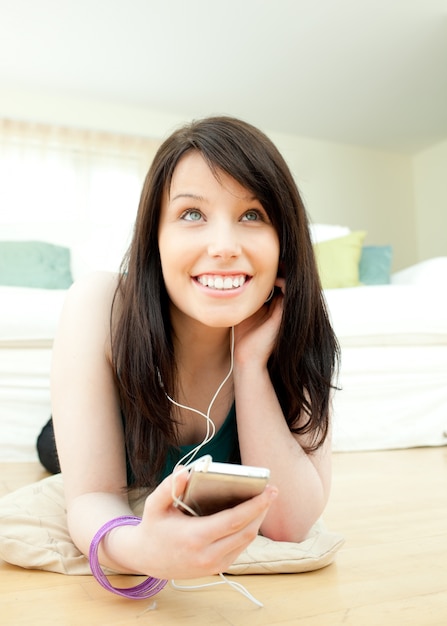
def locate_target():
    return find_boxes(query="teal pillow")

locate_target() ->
[0,241,73,289]
[359,245,393,285]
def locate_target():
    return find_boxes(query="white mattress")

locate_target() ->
[3,283,446,345]
[0,287,65,460]
[332,344,447,451]
[326,282,447,450]
[0,286,66,345]
[1,281,447,461]
[0,348,53,461]
[324,284,447,345]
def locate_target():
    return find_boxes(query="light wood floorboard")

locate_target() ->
[1,447,446,625]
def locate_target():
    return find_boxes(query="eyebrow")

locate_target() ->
[170,193,205,202]
[170,192,260,203]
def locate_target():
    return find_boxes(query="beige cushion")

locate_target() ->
[0,473,344,576]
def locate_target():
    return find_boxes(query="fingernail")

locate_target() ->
[267,486,279,501]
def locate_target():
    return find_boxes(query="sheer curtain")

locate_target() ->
[0,119,160,277]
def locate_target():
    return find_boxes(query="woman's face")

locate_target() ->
[158,151,280,329]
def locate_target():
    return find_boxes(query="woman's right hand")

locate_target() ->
[131,469,278,580]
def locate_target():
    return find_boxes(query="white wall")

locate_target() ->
[270,132,417,270]
[0,89,423,271]
[412,140,447,262]
[0,88,185,140]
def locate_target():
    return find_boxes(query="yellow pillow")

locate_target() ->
[313,231,367,289]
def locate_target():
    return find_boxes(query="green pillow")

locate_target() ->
[0,240,73,289]
[359,245,393,285]
[313,231,366,289]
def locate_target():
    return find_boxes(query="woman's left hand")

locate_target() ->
[233,277,285,367]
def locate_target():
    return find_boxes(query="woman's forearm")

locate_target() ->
[233,364,331,542]
[66,492,144,574]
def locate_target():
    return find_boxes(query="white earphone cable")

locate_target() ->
[168,325,235,473]
[164,327,263,607]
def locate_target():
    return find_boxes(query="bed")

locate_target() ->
[1,232,446,462]
[327,275,447,451]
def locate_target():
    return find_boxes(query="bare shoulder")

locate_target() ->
[67,270,120,301]
[55,272,122,357]
[63,271,121,316]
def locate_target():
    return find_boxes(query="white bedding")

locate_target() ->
[324,284,447,345]
[325,281,447,451]
[332,344,447,451]
[0,287,65,461]
[1,266,447,462]
[0,286,65,345]
[3,282,446,347]
[0,347,53,461]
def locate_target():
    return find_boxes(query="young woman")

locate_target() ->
[42,116,339,592]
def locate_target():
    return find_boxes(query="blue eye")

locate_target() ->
[182,209,202,221]
[242,210,263,222]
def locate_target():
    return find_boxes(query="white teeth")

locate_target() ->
[197,275,246,290]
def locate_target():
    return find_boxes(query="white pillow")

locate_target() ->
[391,257,447,286]
[308,223,351,244]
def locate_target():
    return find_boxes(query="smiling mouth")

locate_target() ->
[195,274,248,290]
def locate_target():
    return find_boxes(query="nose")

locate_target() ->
[207,221,241,259]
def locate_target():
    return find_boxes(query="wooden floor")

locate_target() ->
[1,447,447,625]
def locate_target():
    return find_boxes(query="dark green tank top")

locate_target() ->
[125,403,239,485]
[159,403,238,481]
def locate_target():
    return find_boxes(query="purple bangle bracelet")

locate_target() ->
[89,515,168,599]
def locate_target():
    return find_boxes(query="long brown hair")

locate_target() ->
[112,116,339,488]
